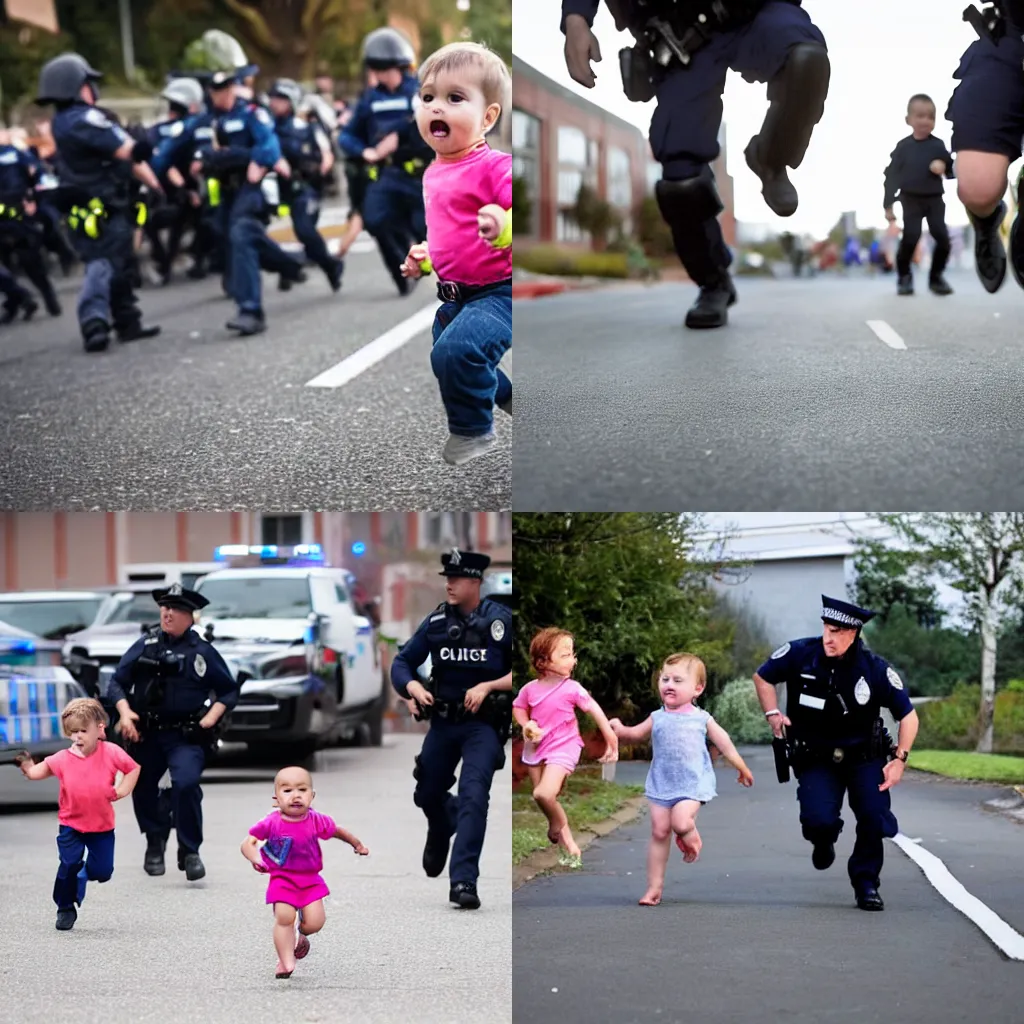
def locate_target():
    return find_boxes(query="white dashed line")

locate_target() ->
[304,303,437,388]
[865,319,907,350]
[891,832,1024,960]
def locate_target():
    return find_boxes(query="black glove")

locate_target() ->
[131,139,154,163]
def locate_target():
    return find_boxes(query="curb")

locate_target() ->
[511,280,568,300]
[512,795,647,891]
[981,784,1024,825]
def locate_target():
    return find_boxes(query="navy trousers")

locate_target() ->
[362,167,426,290]
[130,731,207,854]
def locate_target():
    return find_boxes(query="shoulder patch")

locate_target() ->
[490,619,505,642]
[887,666,904,690]
[429,613,446,623]
[293,116,306,130]
[771,642,791,660]
[255,107,272,125]
[84,108,112,129]
[168,120,185,137]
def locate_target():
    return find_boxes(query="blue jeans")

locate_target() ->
[430,284,512,437]
[54,825,115,909]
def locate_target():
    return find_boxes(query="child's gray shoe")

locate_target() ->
[442,432,496,466]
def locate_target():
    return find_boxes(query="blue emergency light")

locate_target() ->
[351,542,366,557]
[214,543,325,563]
[0,638,36,654]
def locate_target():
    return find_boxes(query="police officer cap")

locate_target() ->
[821,595,876,630]
[162,77,204,109]
[152,582,210,613]
[361,27,415,70]
[208,69,240,91]
[36,52,103,104]
[269,78,303,110]
[439,548,491,580]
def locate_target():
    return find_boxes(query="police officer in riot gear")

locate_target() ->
[107,583,239,881]
[340,27,433,296]
[37,52,162,352]
[563,0,829,329]
[753,595,919,912]
[391,548,513,910]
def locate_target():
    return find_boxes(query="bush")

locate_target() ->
[516,245,629,279]
[915,684,1024,754]
[712,678,773,745]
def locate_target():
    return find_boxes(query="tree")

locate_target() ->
[851,538,942,627]
[567,182,621,250]
[511,176,532,236]
[866,514,1024,752]
[513,513,733,715]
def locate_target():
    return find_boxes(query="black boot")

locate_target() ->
[969,201,1007,294]
[855,886,884,911]
[928,275,953,296]
[117,323,161,343]
[144,833,166,876]
[226,310,266,336]
[685,272,737,329]
[82,317,110,354]
[183,852,206,881]
[897,273,914,295]
[326,258,344,293]
[811,841,835,870]
[422,823,454,878]
[449,881,480,909]
[278,275,292,292]
[55,906,78,930]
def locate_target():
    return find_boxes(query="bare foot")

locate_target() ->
[675,827,702,863]
[547,825,560,844]
[638,888,662,906]
[558,825,581,858]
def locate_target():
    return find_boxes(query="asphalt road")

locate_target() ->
[512,748,1024,1024]
[0,734,512,1024]
[514,266,1024,509]
[0,231,510,510]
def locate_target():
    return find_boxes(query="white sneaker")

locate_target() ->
[442,432,497,466]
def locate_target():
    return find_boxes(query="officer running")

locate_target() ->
[562,0,830,329]
[268,78,344,293]
[753,595,920,912]
[36,53,162,352]
[340,28,433,296]
[390,549,513,910]
[107,583,239,881]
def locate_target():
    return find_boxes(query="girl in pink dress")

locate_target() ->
[241,766,369,979]
[513,627,618,867]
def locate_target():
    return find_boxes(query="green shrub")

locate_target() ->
[711,678,773,745]
[915,684,1024,754]
[516,245,629,279]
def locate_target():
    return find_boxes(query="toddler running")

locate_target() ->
[242,765,369,978]
[513,627,618,867]
[610,653,753,906]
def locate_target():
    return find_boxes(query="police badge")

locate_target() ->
[887,666,904,690]
[854,677,871,705]
[491,619,505,641]
[194,654,207,678]
[771,642,791,659]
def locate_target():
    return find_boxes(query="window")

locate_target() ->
[424,513,476,548]
[512,109,541,237]
[261,514,302,546]
[607,146,633,209]
[196,577,312,619]
[496,512,511,544]
[556,125,597,243]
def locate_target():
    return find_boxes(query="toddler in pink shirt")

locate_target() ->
[241,765,369,979]
[401,41,513,467]
[17,697,140,931]
[513,627,618,867]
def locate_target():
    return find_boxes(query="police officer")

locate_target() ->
[36,53,162,353]
[753,595,920,911]
[948,2,1024,293]
[267,78,344,292]
[201,68,307,336]
[0,263,37,323]
[563,0,829,329]
[107,583,239,881]
[340,28,433,296]
[390,548,513,909]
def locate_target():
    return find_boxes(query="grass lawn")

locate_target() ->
[910,749,1024,785]
[512,765,644,865]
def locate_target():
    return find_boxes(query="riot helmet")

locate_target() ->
[361,27,415,70]
[36,53,103,105]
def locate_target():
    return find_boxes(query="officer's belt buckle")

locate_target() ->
[437,280,461,303]
[832,747,845,764]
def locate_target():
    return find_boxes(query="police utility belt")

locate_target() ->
[366,156,427,182]
[614,0,771,101]
[67,197,146,238]
[773,719,894,783]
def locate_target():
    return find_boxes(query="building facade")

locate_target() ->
[512,55,735,248]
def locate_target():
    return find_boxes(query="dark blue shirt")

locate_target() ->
[51,101,134,202]
[274,114,323,170]
[150,111,216,180]
[391,598,512,702]
[108,627,239,717]
[560,0,801,30]
[0,144,36,201]
[212,97,281,171]
[338,75,432,166]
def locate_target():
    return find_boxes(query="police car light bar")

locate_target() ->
[214,544,325,563]
[0,638,36,654]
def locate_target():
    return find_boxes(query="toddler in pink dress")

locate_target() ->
[513,627,618,867]
[241,765,369,979]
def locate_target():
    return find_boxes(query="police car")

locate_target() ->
[0,590,106,641]
[194,544,385,758]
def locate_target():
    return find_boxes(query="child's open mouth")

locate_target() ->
[430,120,450,139]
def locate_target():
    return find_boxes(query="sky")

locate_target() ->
[512,0,1024,236]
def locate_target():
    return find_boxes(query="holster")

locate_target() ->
[772,736,791,783]
[619,44,658,103]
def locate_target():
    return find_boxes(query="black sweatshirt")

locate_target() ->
[883,134,955,208]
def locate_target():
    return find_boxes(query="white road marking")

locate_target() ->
[891,832,1024,960]
[305,303,438,388]
[866,319,907,350]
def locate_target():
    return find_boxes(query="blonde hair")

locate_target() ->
[418,42,511,118]
[657,653,707,693]
[61,697,108,734]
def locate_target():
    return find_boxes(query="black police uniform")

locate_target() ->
[0,263,36,323]
[756,596,914,911]
[390,549,513,909]
[107,583,239,880]
[562,0,829,328]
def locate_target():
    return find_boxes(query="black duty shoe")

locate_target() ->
[118,323,161,343]
[449,881,481,909]
[423,825,454,878]
[186,263,207,280]
[184,852,206,881]
[44,296,62,317]
[82,317,110,354]
[55,906,77,931]
[226,311,267,335]
[897,274,914,296]
[278,276,292,292]
[144,833,166,876]
[969,201,1007,294]
[684,273,737,329]
[811,841,835,870]
[856,887,885,911]
[326,258,344,293]
[744,135,799,218]
[929,276,953,296]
